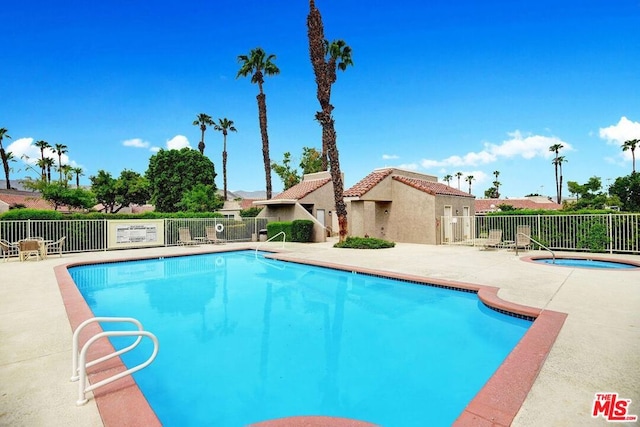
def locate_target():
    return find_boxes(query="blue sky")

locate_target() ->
[2,0,639,198]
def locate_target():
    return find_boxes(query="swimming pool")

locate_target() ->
[69,250,531,426]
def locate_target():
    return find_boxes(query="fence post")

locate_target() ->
[608,213,613,254]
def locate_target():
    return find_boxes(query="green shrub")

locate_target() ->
[266,221,292,241]
[334,236,395,249]
[291,219,314,242]
[0,209,63,220]
[577,221,611,252]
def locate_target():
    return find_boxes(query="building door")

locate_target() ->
[316,209,325,227]
[443,206,452,243]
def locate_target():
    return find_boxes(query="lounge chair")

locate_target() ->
[1,239,19,261]
[177,227,199,246]
[507,225,532,251]
[18,239,42,261]
[483,229,503,250]
[46,236,66,258]
[203,226,226,245]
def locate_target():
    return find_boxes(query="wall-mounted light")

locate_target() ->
[328,211,332,216]
[384,209,389,215]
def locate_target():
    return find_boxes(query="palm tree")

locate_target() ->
[4,151,16,189]
[213,118,237,201]
[237,47,280,199]
[443,174,452,186]
[465,175,474,194]
[73,167,84,188]
[0,128,12,189]
[60,164,73,186]
[34,140,50,180]
[622,139,639,174]
[54,143,68,182]
[192,113,214,155]
[549,143,564,203]
[455,172,463,190]
[552,156,567,203]
[42,157,55,183]
[308,0,353,241]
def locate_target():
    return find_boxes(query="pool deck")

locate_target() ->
[1,241,638,426]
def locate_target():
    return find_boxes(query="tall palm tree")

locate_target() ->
[73,167,84,188]
[192,113,214,155]
[0,128,12,189]
[443,174,452,186]
[465,175,474,194]
[43,157,55,183]
[552,156,567,203]
[60,164,73,186]
[237,47,280,199]
[455,172,463,190]
[493,170,500,198]
[4,151,16,189]
[213,118,237,201]
[35,140,51,180]
[54,143,68,182]
[549,143,564,203]
[308,0,353,241]
[622,139,639,174]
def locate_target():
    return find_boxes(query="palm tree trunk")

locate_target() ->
[223,147,228,201]
[559,164,563,203]
[1,149,11,189]
[256,93,272,199]
[554,163,560,203]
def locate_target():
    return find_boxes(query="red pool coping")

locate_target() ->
[55,249,567,427]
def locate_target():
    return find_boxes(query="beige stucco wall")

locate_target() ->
[0,200,8,213]
[257,203,326,243]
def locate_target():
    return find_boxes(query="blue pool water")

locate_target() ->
[533,258,637,269]
[69,251,530,426]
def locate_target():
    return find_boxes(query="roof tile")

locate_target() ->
[392,176,475,198]
[344,169,393,197]
[273,178,332,200]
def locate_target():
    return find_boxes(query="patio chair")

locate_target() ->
[18,239,42,261]
[177,227,199,246]
[507,225,532,251]
[1,239,19,262]
[46,236,66,258]
[203,226,226,245]
[482,229,503,250]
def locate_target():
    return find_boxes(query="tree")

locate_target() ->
[609,173,640,212]
[552,155,567,203]
[90,169,150,213]
[493,170,501,197]
[549,143,564,203]
[565,176,609,210]
[443,174,452,186]
[0,128,12,189]
[237,47,280,199]
[146,147,217,212]
[54,143,68,182]
[307,0,353,242]
[455,172,463,190]
[484,187,499,198]
[40,181,96,210]
[213,118,237,201]
[60,164,73,186]
[35,140,51,180]
[300,147,323,174]
[73,167,84,188]
[177,183,223,212]
[42,157,55,183]
[3,151,17,189]
[465,175,474,194]
[271,152,301,190]
[193,113,214,155]
[622,139,639,174]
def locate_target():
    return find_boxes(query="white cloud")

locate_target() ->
[420,130,572,168]
[166,135,190,150]
[382,154,399,160]
[7,137,66,166]
[150,146,161,153]
[123,138,150,148]
[599,116,640,146]
[396,163,419,170]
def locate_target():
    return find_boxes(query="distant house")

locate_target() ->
[254,171,336,242]
[0,190,53,213]
[475,196,562,215]
[344,168,475,244]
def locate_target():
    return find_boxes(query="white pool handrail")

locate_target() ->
[71,317,159,406]
[255,230,286,255]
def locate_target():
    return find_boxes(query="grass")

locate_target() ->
[334,236,395,249]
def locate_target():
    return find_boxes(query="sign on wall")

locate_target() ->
[107,219,165,249]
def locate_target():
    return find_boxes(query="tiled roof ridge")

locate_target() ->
[392,175,474,198]
[344,168,393,197]
[273,177,332,200]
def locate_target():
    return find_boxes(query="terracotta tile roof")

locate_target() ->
[273,178,332,200]
[344,169,393,197]
[475,198,562,212]
[0,192,53,210]
[392,176,475,198]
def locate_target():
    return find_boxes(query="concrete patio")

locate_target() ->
[1,241,638,426]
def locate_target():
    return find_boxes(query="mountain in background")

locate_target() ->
[232,190,268,200]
